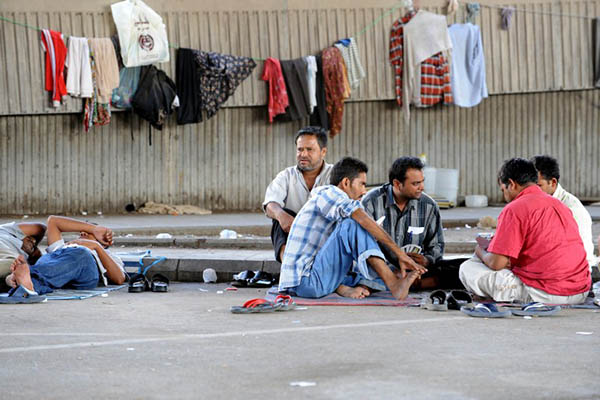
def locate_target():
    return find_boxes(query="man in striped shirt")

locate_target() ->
[278,157,426,299]
[362,157,461,290]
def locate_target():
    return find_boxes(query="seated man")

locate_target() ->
[362,157,462,289]
[0,221,46,290]
[531,155,596,270]
[263,126,333,263]
[5,216,126,296]
[459,158,591,304]
[278,157,426,300]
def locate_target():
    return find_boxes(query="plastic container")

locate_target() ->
[434,168,459,204]
[423,167,437,196]
[465,195,488,208]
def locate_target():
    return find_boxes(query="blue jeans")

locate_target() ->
[29,247,99,295]
[291,219,386,298]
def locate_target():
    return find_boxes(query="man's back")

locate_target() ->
[488,185,590,296]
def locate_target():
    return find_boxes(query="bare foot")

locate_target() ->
[10,255,35,292]
[5,273,16,289]
[389,271,422,300]
[336,284,370,299]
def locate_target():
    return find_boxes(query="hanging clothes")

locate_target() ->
[275,59,311,122]
[390,10,453,122]
[131,66,178,130]
[334,38,366,90]
[84,53,111,132]
[176,48,203,124]
[65,37,93,98]
[309,54,330,131]
[322,46,347,137]
[593,18,600,88]
[194,51,256,120]
[87,38,120,104]
[304,56,317,114]
[40,29,68,107]
[448,24,488,107]
[110,34,125,69]
[261,57,289,123]
[111,66,142,109]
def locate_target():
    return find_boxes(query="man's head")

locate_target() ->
[531,155,560,195]
[330,157,369,200]
[497,158,538,202]
[389,157,425,201]
[21,236,42,265]
[294,126,328,172]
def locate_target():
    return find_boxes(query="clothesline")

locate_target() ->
[1,2,596,64]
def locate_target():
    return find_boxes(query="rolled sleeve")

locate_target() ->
[316,187,361,222]
[262,170,289,212]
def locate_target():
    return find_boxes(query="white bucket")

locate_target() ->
[434,168,459,204]
[465,195,488,208]
[423,167,437,195]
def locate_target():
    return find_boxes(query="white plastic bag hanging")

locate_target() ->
[111,0,170,67]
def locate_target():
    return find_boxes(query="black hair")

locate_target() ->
[330,157,369,186]
[531,155,560,181]
[497,158,538,186]
[294,126,328,149]
[388,157,424,184]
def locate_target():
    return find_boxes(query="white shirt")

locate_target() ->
[46,239,125,286]
[263,162,333,214]
[553,184,596,268]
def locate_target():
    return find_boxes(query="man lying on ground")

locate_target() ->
[459,158,591,304]
[263,126,333,263]
[362,156,465,291]
[0,221,46,291]
[278,157,427,300]
[5,216,126,295]
[531,155,597,270]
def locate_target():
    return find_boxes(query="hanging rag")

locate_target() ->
[131,65,178,130]
[194,51,256,120]
[84,52,111,132]
[593,18,600,88]
[275,59,311,122]
[309,53,330,131]
[110,34,125,69]
[446,0,459,16]
[501,7,515,30]
[176,48,203,124]
[87,38,120,104]
[40,29,68,107]
[261,57,289,122]
[322,46,347,137]
[304,56,318,114]
[334,37,366,90]
[397,10,453,122]
[65,36,93,98]
[448,23,488,107]
[466,3,480,24]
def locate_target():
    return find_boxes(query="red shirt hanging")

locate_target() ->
[261,58,289,123]
[41,29,68,107]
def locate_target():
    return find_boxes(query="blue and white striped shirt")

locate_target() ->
[278,185,362,291]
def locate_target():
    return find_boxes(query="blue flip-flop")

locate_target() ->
[460,303,511,318]
[0,285,47,304]
[511,302,561,317]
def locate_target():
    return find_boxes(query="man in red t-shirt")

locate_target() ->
[459,158,591,304]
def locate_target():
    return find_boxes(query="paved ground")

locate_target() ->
[2,283,599,399]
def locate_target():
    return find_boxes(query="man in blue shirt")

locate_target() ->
[279,157,426,299]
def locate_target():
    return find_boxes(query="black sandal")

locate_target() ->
[128,273,149,293]
[151,273,169,292]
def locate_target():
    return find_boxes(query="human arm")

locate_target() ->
[475,245,511,271]
[265,202,295,233]
[16,222,47,245]
[67,239,126,284]
[351,208,426,278]
[46,216,113,247]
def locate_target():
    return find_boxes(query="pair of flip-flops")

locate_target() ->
[231,270,276,288]
[460,302,561,318]
[0,285,47,304]
[230,295,296,314]
[128,273,170,293]
[423,290,473,311]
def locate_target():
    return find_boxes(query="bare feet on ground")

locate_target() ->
[336,284,371,299]
[389,271,422,300]
[10,255,35,292]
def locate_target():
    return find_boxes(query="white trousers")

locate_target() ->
[459,257,588,304]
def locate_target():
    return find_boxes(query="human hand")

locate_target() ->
[92,226,113,247]
[67,238,100,251]
[395,250,428,278]
[278,213,295,233]
[407,252,429,267]
[475,236,492,250]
